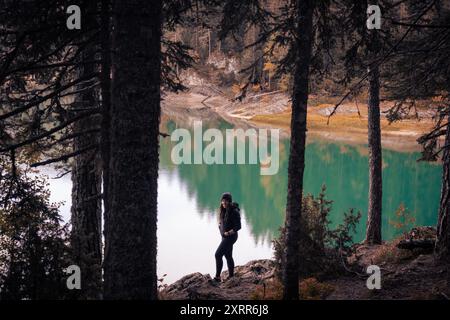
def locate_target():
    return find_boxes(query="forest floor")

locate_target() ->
[160,228,449,300]
[163,86,437,152]
[326,240,449,300]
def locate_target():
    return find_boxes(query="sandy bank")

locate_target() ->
[162,89,438,152]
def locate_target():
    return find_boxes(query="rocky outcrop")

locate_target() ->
[397,226,436,252]
[160,259,276,300]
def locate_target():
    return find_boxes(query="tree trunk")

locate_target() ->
[282,0,314,300]
[70,46,103,299]
[103,0,161,299]
[435,121,450,261]
[365,63,382,245]
[100,0,111,293]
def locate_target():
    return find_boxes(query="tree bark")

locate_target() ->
[100,0,111,292]
[282,0,314,300]
[70,45,103,299]
[435,120,450,261]
[365,63,382,245]
[103,0,161,299]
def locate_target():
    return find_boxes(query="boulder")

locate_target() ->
[160,259,276,300]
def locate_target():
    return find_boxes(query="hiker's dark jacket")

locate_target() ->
[218,203,241,237]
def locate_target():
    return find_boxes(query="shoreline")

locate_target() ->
[160,227,448,300]
[162,90,437,153]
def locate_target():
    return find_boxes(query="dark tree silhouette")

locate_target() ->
[283,0,314,300]
[103,0,162,299]
[381,0,450,260]
[366,31,382,245]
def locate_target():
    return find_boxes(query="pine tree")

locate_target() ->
[282,0,314,300]
[102,0,162,299]
[330,0,391,244]
[383,0,450,260]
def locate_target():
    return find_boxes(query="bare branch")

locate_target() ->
[30,145,97,168]
[51,169,72,179]
[0,72,98,121]
[0,109,100,153]
[47,128,101,148]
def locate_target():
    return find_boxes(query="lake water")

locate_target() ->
[45,118,442,285]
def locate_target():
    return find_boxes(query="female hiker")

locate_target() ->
[214,192,241,282]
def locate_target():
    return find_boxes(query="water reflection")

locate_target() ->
[159,118,441,244]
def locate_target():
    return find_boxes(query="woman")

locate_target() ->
[214,192,241,282]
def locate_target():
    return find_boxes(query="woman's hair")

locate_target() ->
[218,202,226,224]
[218,195,231,224]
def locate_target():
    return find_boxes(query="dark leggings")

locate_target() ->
[215,233,238,278]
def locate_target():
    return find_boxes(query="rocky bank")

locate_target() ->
[160,259,276,300]
[160,227,449,300]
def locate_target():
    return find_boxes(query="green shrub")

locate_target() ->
[273,185,361,279]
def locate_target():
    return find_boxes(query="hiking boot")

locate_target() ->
[208,276,221,287]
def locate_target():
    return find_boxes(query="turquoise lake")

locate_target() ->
[46,118,442,284]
